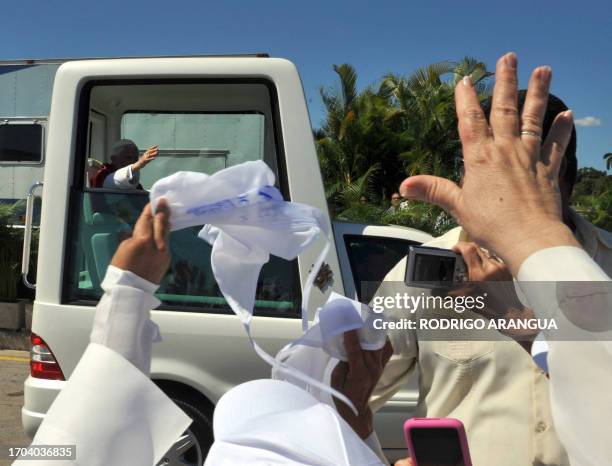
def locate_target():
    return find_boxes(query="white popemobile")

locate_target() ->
[21,55,433,465]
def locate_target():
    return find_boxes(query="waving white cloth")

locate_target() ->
[150,161,327,326]
[272,292,387,407]
[149,161,360,410]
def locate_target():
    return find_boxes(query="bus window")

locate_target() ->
[64,80,300,318]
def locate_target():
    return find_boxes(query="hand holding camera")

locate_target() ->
[451,241,537,339]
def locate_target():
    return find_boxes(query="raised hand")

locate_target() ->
[331,330,393,439]
[110,199,171,284]
[400,53,579,275]
[133,145,159,171]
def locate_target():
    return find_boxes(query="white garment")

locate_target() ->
[89,265,161,374]
[205,379,384,466]
[103,164,139,189]
[273,292,387,402]
[283,292,388,363]
[14,267,190,466]
[517,246,612,466]
[149,162,328,329]
[528,209,612,372]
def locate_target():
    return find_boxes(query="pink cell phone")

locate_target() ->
[403,417,472,466]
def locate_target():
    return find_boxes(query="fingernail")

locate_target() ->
[540,66,552,83]
[505,52,517,68]
[462,76,472,87]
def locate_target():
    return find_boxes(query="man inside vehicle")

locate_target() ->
[92,139,158,189]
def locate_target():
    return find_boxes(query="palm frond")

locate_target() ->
[333,64,358,112]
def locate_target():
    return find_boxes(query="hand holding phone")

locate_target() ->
[403,418,472,466]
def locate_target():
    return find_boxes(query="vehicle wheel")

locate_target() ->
[157,396,214,466]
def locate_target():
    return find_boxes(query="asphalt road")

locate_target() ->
[0,351,31,466]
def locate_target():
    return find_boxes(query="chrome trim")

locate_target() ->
[21,182,43,289]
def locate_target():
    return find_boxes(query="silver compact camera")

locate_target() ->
[405,246,468,288]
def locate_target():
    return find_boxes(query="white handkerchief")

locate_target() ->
[273,293,388,407]
[150,161,328,328]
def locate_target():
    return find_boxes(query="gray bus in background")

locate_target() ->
[0,60,61,207]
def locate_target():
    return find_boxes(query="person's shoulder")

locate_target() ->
[423,226,467,248]
[102,170,118,188]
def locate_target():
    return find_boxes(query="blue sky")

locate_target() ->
[3,0,611,169]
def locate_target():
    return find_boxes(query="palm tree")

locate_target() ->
[382,57,492,179]
[315,57,492,232]
[604,152,612,171]
[317,64,403,211]
[451,56,494,95]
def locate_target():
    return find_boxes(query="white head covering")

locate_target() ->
[204,379,384,466]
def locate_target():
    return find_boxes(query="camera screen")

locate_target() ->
[410,427,465,466]
[413,254,456,283]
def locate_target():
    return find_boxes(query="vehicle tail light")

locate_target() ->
[30,333,65,380]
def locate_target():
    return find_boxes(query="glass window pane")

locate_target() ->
[66,81,299,317]
[64,190,299,316]
[345,235,420,302]
[0,124,43,163]
[120,112,265,189]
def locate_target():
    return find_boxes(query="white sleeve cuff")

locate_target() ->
[102,264,159,294]
[517,246,610,321]
[518,246,609,282]
[90,266,162,374]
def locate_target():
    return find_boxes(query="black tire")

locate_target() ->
[157,391,214,466]
[172,397,214,456]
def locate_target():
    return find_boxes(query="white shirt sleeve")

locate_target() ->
[517,246,612,466]
[13,344,191,466]
[89,265,161,375]
[102,164,140,189]
[14,266,191,466]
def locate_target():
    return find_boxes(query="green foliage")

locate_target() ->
[336,203,385,224]
[316,57,492,235]
[571,168,612,230]
[0,200,39,301]
[0,204,22,300]
[572,167,611,197]
[381,202,458,237]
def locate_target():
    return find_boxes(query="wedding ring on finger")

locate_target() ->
[520,130,542,142]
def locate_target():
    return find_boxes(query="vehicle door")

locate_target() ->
[332,221,432,460]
